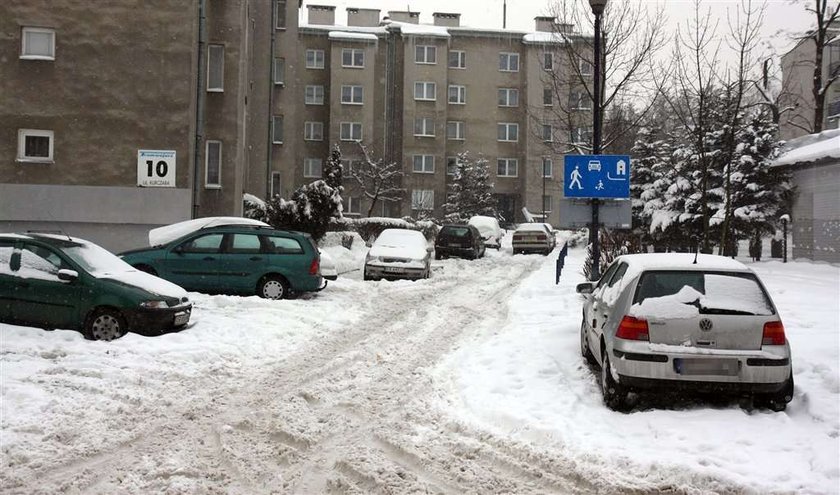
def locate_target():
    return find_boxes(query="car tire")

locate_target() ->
[85,307,128,341]
[580,321,596,365]
[257,275,289,300]
[754,372,794,412]
[601,347,628,411]
[134,264,158,276]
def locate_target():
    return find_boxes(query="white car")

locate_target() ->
[576,253,793,412]
[318,249,338,281]
[468,215,503,249]
[512,223,556,255]
[364,229,432,281]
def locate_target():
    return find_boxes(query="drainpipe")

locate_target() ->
[192,0,207,218]
[266,0,277,199]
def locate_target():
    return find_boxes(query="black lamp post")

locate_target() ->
[588,0,606,280]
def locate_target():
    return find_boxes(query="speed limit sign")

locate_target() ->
[137,150,176,187]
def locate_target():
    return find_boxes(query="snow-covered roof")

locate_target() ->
[772,129,840,167]
[616,253,749,272]
[301,24,388,35]
[388,20,450,38]
[328,31,378,42]
[523,32,571,44]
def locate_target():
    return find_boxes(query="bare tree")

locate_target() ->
[347,141,404,217]
[805,0,840,133]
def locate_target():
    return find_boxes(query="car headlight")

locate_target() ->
[140,300,168,309]
[366,254,379,263]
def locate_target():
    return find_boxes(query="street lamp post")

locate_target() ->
[588,0,607,280]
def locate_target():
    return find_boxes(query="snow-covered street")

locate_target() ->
[1,236,838,494]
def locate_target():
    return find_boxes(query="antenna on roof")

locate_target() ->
[503,0,507,29]
[44,205,72,241]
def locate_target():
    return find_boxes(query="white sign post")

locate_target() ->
[137,150,176,187]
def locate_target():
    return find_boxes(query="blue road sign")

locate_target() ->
[563,155,631,199]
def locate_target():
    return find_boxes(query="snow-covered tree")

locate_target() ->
[441,153,497,223]
[325,144,343,191]
[348,142,404,217]
[630,126,669,247]
[266,180,342,242]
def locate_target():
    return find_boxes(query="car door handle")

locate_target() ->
[203,257,215,261]
[249,256,262,261]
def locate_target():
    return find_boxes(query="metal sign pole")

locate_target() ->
[590,1,604,281]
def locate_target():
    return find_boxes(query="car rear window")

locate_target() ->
[442,227,471,238]
[633,270,774,316]
[264,235,304,254]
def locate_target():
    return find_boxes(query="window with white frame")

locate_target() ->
[304,158,322,177]
[411,189,434,210]
[498,88,519,107]
[342,159,360,175]
[415,45,436,64]
[579,59,593,76]
[543,195,553,213]
[20,27,55,60]
[542,123,553,142]
[207,44,224,92]
[414,81,436,101]
[446,156,459,175]
[570,90,592,110]
[345,196,361,215]
[446,121,465,140]
[271,172,282,198]
[497,158,518,177]
[275,0,287,29]
[273,57,285,85]
[305,85,325,105]
[304,121,324,141]
[206,140,222,187]
[412,155,435,173]
[448,50,466,69]
[414,118,435,137]
[542,157,553,178]
[497,123,519,142]
[305,49,325,69]
[340,122,362,141]
[272,115,284,144]
[17,129,53,162]
[499,52,519,72]
[448,85,466,104]
[341,85,363,104]
[543,52,553,70]
[544,88,553,106]
[342,48,364,68]
[571,126,592,144]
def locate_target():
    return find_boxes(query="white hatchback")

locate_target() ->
[363,229,432,281]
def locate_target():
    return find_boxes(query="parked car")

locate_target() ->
[512,223,556,255]
[319,249,338,281]
[0,233,191,340]
[120,223,324,300]
[468,215,504,250]
[576,253,794,412]
[364,229,432,281]
[434,224,486,260]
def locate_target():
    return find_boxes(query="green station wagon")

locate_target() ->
[0,233,192,340]
[119,224,324,300]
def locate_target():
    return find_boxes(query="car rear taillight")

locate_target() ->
[762,321,786,346]
[616,316,649,341]
[309,257,320,275]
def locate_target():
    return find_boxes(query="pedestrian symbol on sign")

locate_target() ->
[569,164,583,190]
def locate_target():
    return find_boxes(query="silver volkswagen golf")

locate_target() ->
[576,254,793,411]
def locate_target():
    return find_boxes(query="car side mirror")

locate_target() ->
[173,245,185,255]
[576,282,594,294]
[58,269,79,282]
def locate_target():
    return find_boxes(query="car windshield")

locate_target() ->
[61,241,135,275]
[375,230,425,249]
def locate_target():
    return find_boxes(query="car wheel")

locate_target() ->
[134,264,158,276]
[601,347,628,411]
[258,275,289,300]
[580,321,596,365]
[754,372,794,412]
[85,307,128,341]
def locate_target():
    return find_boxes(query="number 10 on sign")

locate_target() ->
[137,150,176,187]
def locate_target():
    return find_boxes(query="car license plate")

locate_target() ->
[174,313,190,326]
[674,358,740,376]
[384,266,404,273]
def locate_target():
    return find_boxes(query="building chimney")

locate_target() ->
[534,16,555,33]
[388,10,420,24]
[558,23,574,34]
[432,12,460,27]
[307,5,336,26]
[347,7,381,27]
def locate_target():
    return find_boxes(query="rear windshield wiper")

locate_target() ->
[699,307,756,316]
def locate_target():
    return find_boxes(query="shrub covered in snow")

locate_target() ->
[441,152,497,223]
[266,180,343,242]
[333,216,439,244]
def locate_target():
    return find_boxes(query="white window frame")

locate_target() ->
[542,157,553,178]
[497,158,518,177]
[446,121,465,141]
[412,155,435,174]
[305,85,325,105]
[498,88,519,107]
[17,129,54,163]
[20,27,55,60]
[448,85,466,104]
[543,195,553,213]
[304,158,322,178]
[414,81,436,101]
[207,44,225,92]
[579,59,593,76]
[570,91,593,110]
[543,52,553,71]
[340,122,363,141]
[448,50,466,69]
[205,140,222,188]
[544,88,553,106]
[341,48,365,68]
[411,189,435,210]
[542,123,553,142]
[446,156,459,175]
[272,115,284,144]
[497,123,519,142]
[414,118,435,137]
[340,85,364,105]
[305,49,325,69]
[571,126,592,144]
[304,121,324,141]
[499,52,520,72]
[345,196,362,215]
[415,45,437,64]
[275,0,287,29]
[273,57,285,85]
[271,171,282,198]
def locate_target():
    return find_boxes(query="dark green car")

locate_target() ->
[0,233,192,340]
[119,225,324,299]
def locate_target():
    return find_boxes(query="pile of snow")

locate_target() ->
[773,129,840,167]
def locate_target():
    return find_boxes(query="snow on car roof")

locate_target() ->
[148,217,270,246]
[616,253,750,272]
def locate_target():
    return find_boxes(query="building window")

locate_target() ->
[571,126,592,144]
[271,172,282,198]
[273,57,285,85]
[340,122,363,141]
[498,88,519,107]
[341,85,364,104]
[342,159,361,175]
[342,48,365,68]
[497,123,519,142]
[414,81,436,101]
[206,140,222,188]
[272,115,284,144]
[305,85,325,105]
[544,52,553,70]
[499,52,519,72]
[345,196,361,215]
[412,155,435,173]
[411,189,434,210]
[446,121,465,140]
[304,158,322,178]
[305,49,325,69]
[448,50,466,69]
[17,129,53,162]
[304,121,324,141]
[415,45,436,64]
[497,158,518,177]
[446,156,459,175]
[544,88,553,106]
[275,0,287,29]
[570,91,593,110]
[580,59,593,76]
[448,85,466,104]
[542,124,553,142]
[207,44,224,92]
[542,157,553,178]
[543,195,553,213]
[414,118,435,137]
[20,27,55,60]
